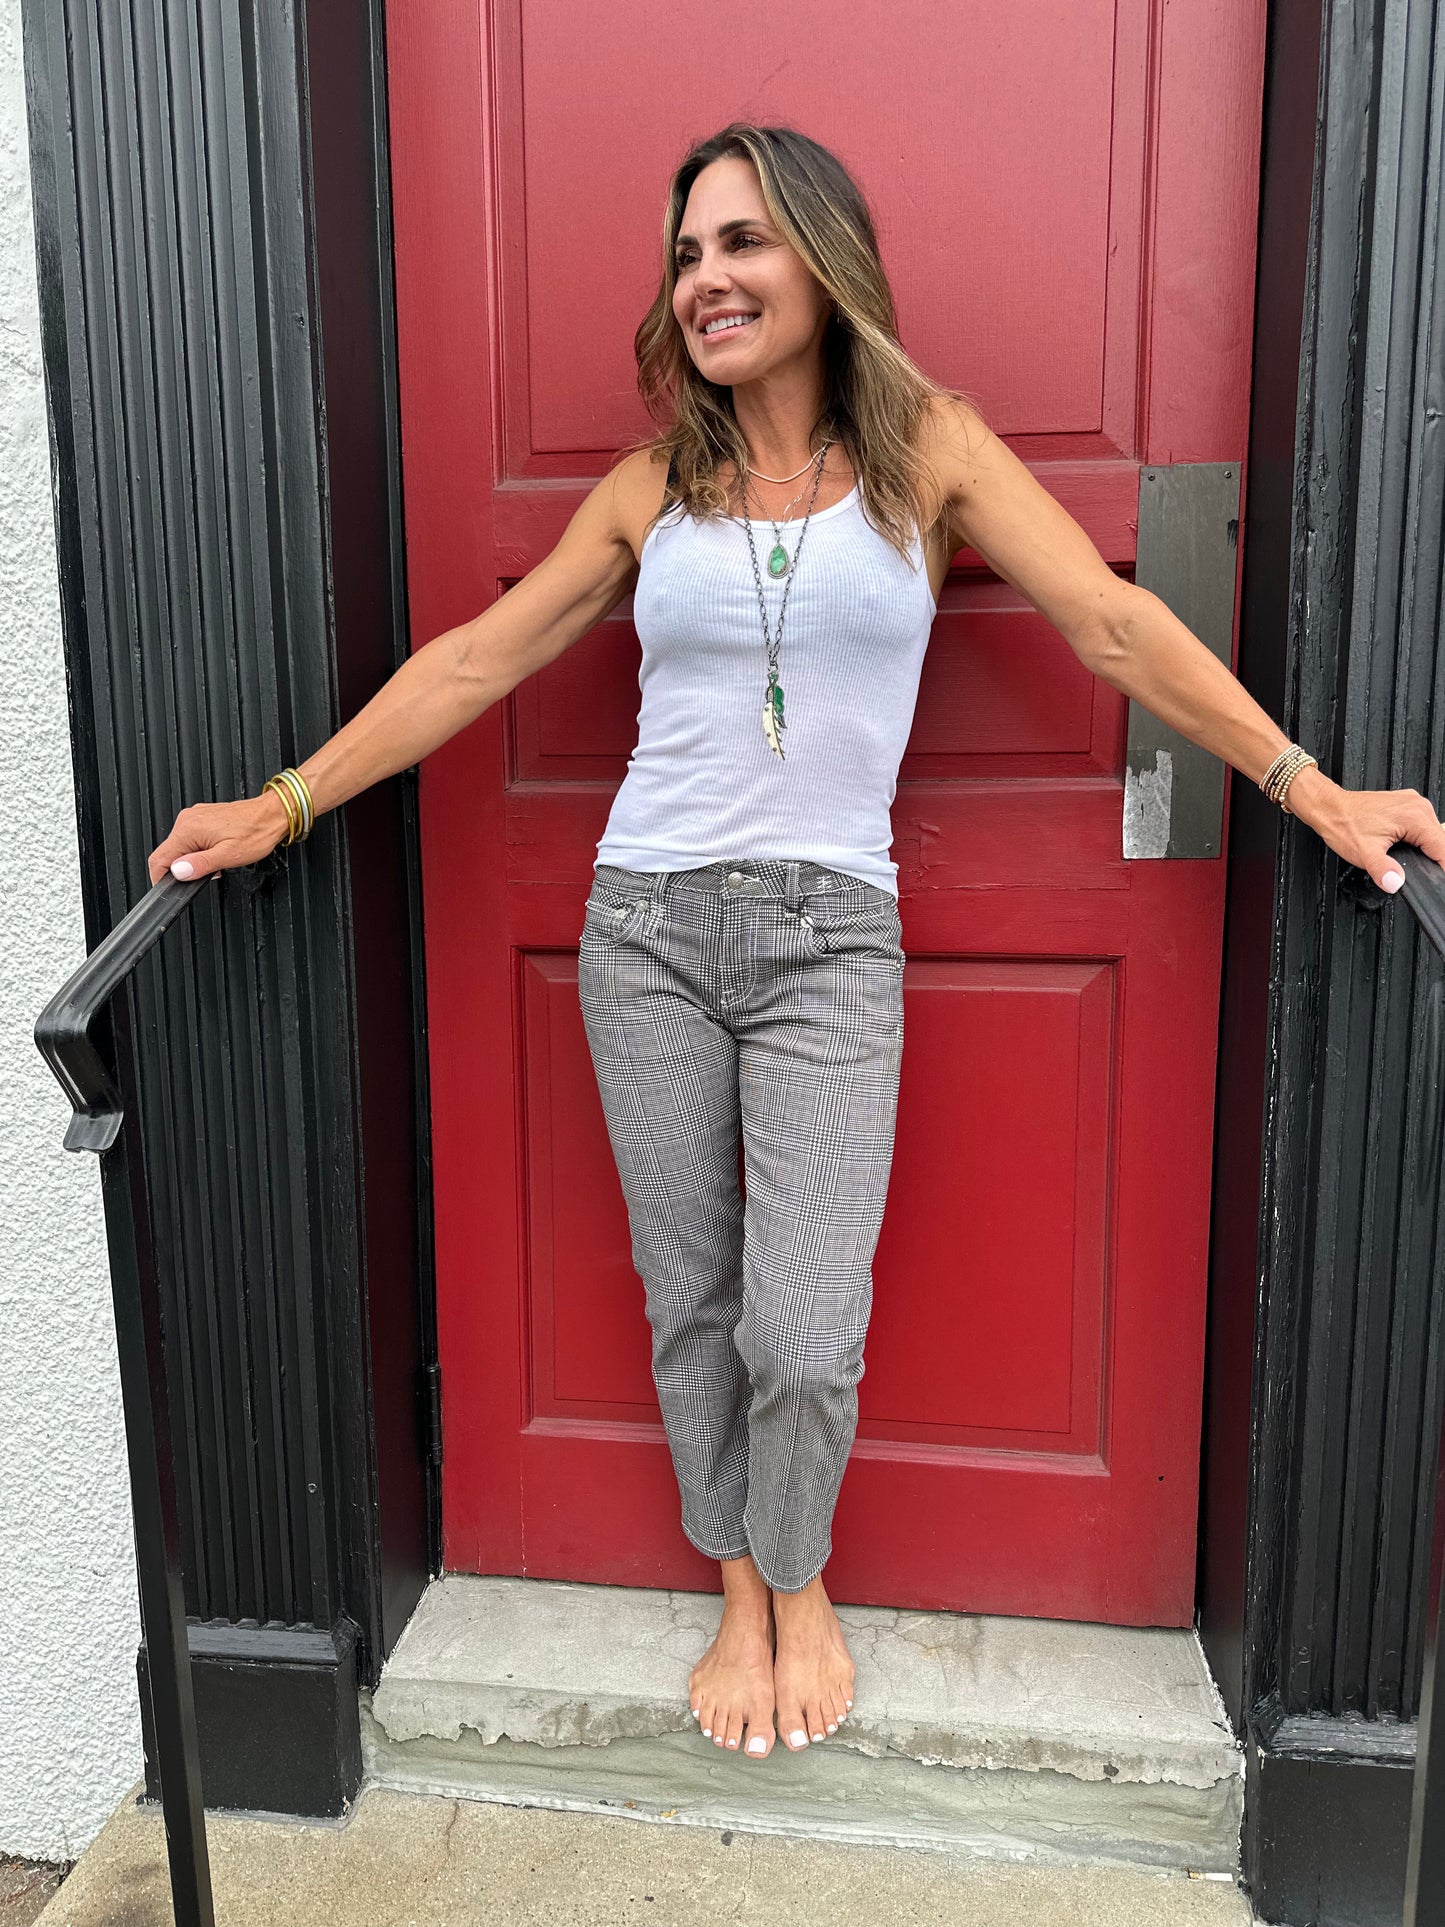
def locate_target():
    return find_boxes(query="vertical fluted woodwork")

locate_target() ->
[1250,0,1445,1734]
[22,0,431,1719]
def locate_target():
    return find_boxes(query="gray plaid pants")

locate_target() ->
[577,856,905,1592]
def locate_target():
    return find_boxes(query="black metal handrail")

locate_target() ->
[1393,840,1445,1927]
[29,840,1445,1927]
[34,870,218,1927]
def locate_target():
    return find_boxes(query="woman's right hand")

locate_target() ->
[146,790,294,886]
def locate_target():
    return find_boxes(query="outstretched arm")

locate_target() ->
[928,398,1445,890]
[146,455,652,884]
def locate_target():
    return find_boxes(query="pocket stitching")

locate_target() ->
[583,892,650,945]
[801,897,898,955]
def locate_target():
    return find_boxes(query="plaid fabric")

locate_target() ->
[577,856,905,1592]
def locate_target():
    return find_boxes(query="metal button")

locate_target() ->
[727,870,744,889]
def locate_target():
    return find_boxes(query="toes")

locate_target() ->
[744,1721,774,1759]
[718,1708,743,1751]
[804,1700,827,1744]
[777,1701,809,1751]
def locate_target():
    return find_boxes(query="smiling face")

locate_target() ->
[671,155,833,388]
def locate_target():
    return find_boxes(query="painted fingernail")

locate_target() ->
[1383,871,1405,891]
[790,1729,808,1746]
[747,1736,768,1754]
[171,859,194,879]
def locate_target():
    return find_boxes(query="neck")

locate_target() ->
[729,357,829,476]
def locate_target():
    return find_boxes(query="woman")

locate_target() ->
[147,123,1445,1766]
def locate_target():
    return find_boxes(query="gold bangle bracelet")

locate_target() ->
[273,767,314,840]
[286,767,316,832]
[263,775,302,844]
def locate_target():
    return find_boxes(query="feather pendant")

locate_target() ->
[761,680,786,759]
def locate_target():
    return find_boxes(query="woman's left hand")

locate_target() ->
[1287,765,1445,893]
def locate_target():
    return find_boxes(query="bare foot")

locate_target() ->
[771,1575,855,1750]
[689,1553,778,1759]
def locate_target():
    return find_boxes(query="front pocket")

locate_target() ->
[582,889,651,946]
[799,890,900,956]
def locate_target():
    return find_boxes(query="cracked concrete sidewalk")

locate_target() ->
[35,1782,1256,1925]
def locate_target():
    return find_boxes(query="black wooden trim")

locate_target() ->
[1198,0,1329,1745]
[21,0,436,1815]
[1246,1727,1415,1927]
[139,1620,361,1820]
[1199,0,1445,1919]
[302,0,442,1656]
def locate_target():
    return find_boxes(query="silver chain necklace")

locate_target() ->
[738,440,833,761]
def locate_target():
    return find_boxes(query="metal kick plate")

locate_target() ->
[1122,462,1242,859]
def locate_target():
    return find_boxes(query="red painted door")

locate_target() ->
[384,0,1266,1625]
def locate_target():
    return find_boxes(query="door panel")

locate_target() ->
[384,0,1265,1621]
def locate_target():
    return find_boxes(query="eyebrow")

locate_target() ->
[674,217,772,249]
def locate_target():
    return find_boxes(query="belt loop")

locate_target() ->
[784,860,802,914]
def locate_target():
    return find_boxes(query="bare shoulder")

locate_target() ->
[604,445,675,565]
[918,395,997,508]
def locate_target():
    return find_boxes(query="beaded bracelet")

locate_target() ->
[1259,744,1318,816]
[263,767,316,844]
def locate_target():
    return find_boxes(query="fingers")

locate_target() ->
[1377,794,1445,891]
[1329,788,1445,894]
[146,797,289,885]
[1361,838,1409,892]
[166,843,238,883]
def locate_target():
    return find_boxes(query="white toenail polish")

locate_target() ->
[702,1727,711,1737]
[811,1731,823,1742]
[747,1736,768,1754]
[790,1729,808,1746]
[846,1699,853,1708]
[827,1723,836,1733]
[727,1738,737,1748]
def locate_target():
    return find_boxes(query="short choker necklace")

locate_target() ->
[745,445,829,484]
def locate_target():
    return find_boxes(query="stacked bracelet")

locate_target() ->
[262,767,316,844]
[1259,744,1318,816]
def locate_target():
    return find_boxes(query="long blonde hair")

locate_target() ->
[621,123,978,566]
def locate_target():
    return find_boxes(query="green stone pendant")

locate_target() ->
[767,543,790,578]
[761,677,786,759]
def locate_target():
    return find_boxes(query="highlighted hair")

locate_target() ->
[623,122,980,566]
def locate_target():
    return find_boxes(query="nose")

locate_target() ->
[695,248,733,296]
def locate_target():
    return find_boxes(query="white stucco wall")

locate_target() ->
[0,0,144,1863]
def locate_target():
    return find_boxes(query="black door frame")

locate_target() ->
[1201,0,1445,1918]
[21,0,437,1816]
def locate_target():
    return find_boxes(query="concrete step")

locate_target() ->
[363,1575,1244,1875]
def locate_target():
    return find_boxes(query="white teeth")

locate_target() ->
[703,314,757,335]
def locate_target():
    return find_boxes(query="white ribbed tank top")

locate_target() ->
[594,482,936,898]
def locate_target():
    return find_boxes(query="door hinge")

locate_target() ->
[422,1360,443,1467]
